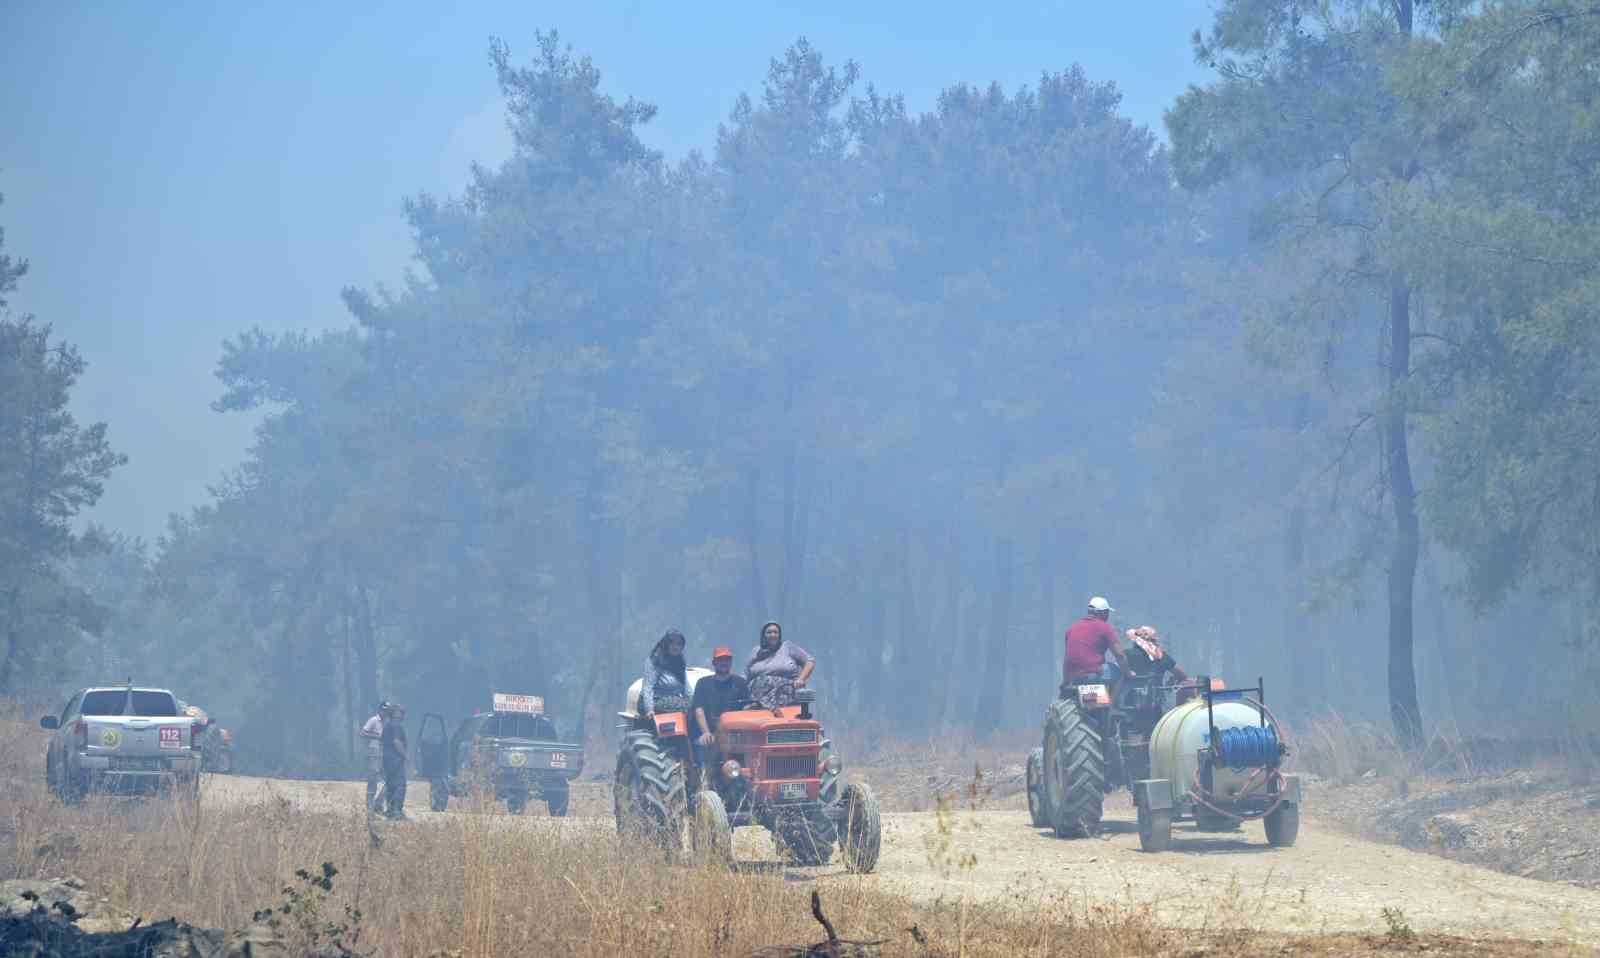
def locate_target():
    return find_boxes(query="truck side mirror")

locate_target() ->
[40,716,59,730]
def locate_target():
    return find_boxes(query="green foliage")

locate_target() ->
[0,236,126,694]
[253,862,367,957]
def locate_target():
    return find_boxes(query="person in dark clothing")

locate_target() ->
[380,702,408,820]
[639,630,692,718]
[693,646,750,767]
[1122,626,1188,683]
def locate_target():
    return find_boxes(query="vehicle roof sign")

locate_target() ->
[492,693,544,715]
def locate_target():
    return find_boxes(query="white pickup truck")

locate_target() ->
[39,685,202,802]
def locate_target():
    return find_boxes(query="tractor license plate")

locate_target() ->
[548,752,567,768]
[779,782,807,801]
[1078,684,1108,703]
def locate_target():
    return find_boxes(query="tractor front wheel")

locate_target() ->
[1025,747,1049,827]
[429,779,449,813]
[1043,699,1105,839]
[614,730,687,859]
[691,790,733,866]
[839,782,882,874]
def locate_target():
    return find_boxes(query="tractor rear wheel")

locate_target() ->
[614,730,687,859]
[1042,699,1105,839]
[1264,802,1299,847]
[691,790,733,866]
[839,782,882,874]
[1025,747,1049,827]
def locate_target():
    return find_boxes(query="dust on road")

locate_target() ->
[204,774,1600,947]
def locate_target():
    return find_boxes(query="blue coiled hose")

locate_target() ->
[1215,724,1280,769]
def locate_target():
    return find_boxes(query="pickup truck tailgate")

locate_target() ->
[86,718,192,756]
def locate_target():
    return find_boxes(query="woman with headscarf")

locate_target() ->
[638,629,692,718]
[745,621,814,709]
[1123,626,1188,683]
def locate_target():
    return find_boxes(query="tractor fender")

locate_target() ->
[1133,778,1174,812]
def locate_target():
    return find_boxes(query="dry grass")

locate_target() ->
[2,707,1583,957]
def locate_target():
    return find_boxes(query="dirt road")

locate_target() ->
[204,775,1600,946]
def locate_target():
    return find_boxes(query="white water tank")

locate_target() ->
[1147,696,1275,798]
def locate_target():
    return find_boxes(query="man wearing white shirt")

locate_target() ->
[360,703,387,809]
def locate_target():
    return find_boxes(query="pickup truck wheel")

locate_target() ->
[62,770,89,805]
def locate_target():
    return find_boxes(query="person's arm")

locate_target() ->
[692,682,713,745]
[796,657,815,688]
[639,673,656,717]
[1105,627,1129,675]
[1167,658,1189,683]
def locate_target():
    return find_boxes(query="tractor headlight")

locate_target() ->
[823,755,842,775]
[721,759,742,780]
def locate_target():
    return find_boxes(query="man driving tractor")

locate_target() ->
[693,646,749,769]
[1063,596,1128,693]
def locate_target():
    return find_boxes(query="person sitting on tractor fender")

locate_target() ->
[1062,596,1128,694]
[745,621,813,709]
[1123,626,1188,684]
[638,629,692,719]
[693,646,750,767]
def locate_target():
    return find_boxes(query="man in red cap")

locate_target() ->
[693,646,751,769]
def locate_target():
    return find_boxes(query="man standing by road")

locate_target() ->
[1063,596,1128,691]
[380,702,408,820]
[360,703,387,810]
[693,646,750,768]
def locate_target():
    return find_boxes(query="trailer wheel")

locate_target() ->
[1264,802,1299,847]
[1137,804,1172,852]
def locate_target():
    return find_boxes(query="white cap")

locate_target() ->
[1087,596,1113,613]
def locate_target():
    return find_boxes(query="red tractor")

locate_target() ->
[613,671,881,872]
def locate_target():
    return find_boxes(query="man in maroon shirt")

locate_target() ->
[1063,596,1129,687]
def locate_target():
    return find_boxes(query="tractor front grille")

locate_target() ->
[767,729,818,745]
[763,754,817,781]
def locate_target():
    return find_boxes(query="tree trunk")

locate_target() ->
[0,585,21,695]
[746,466,768,619]
[932,526,962,729]
[893,524,927,726]
[974,536,1014,735]
[1038,526,1057,703]
[352,583,379,719]
[1386,274,1424,749]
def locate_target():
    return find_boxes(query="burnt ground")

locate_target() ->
[1305,769,1600,890]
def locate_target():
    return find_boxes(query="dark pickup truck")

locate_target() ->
[417,694,584,816]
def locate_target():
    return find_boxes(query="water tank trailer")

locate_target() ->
[1132,676,1302,852]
